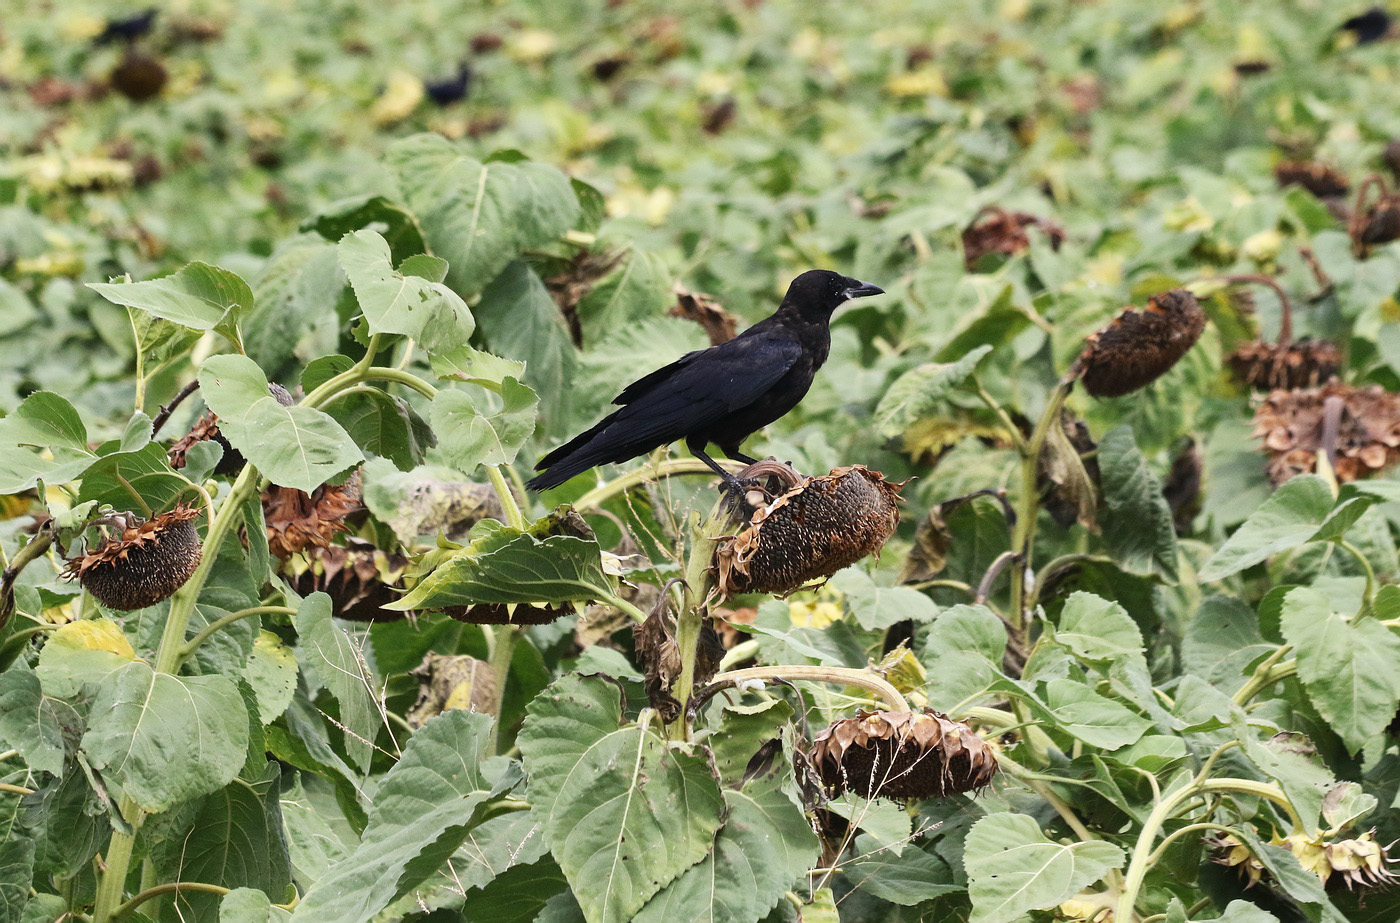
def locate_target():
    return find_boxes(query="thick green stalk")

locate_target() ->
[672,511,722,735]
[94,467,260,923]
[484,465,526,756]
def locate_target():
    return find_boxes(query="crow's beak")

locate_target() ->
[843,280,885,300]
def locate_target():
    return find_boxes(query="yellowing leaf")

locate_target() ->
[51,618,136,660]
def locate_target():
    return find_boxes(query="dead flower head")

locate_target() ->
[263,469,362,558]
[1252,380,1400,484]
[64,504,202,610]
[1228,339,1342,391]
[282,537,408,622]
[715,461,901,597]
[1075,289,1206,398]
[810,709,998,800]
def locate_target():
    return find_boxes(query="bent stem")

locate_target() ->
[1115,778,1297,922]
[94,465,260,923]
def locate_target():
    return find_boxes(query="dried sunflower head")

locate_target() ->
[1252,380,1400,484]
[1227,339,1342,391]
[263,469,362,559]
[1207,833,1267,887]
[1274,160,1350,199]
[1213,829,1400,891]
[1075,289,1206,398]
[168,383,295,476]
[63,505,202,610]
[811,709,997,800]
[282,537,408,622]
[715,462,902,597]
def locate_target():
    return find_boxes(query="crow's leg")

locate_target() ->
[720,444,759,465]
[687,437,758,505]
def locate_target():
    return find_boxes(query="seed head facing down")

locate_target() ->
[65,505,202,610]
[811,709,998,800]
[1227,339,1342,391]
[1076,289,1206,397]
[715,463,901,597]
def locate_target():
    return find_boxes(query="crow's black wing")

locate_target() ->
[529,331,802,486]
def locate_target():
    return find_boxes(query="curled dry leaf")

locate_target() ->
[669,286,738,345]
[64,505,202,611]
[1037,414,1099,530]
[716,462,902,597]
[810,709,998,799]
[1075,289,1206,398]
[961,206,1065,270]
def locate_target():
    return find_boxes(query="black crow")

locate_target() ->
[528,269,884,492]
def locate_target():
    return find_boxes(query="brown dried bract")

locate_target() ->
[961,207,1065,270]
[284,537,409,622]
[263,470,362,558]
[1274,160,1350,199]
[669,286,738,345]
[64,505,202,610]
[716,463,902,597]
[1075,289,1206,397]
[1252,380,1400,484]
[701,97,737,135]
[810,709,998,799]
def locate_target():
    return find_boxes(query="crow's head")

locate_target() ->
[782,270,884,318]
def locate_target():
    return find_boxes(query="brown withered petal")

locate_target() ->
[669,287,738,345]
[1274,160,1350,198]
[168,412,244,475]
[961,207,1065,270]
[1227,339,1342,391]
[811,709,998,799]
[64,505,202,610]
[1076,289,1206,397]
[635,601,683,721]
[442,603,567,625]
[263,470,362,558]
[716,463,902,597]
[1252,380,1400,485]
[283,537,409,622]
[701,97,737,135]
